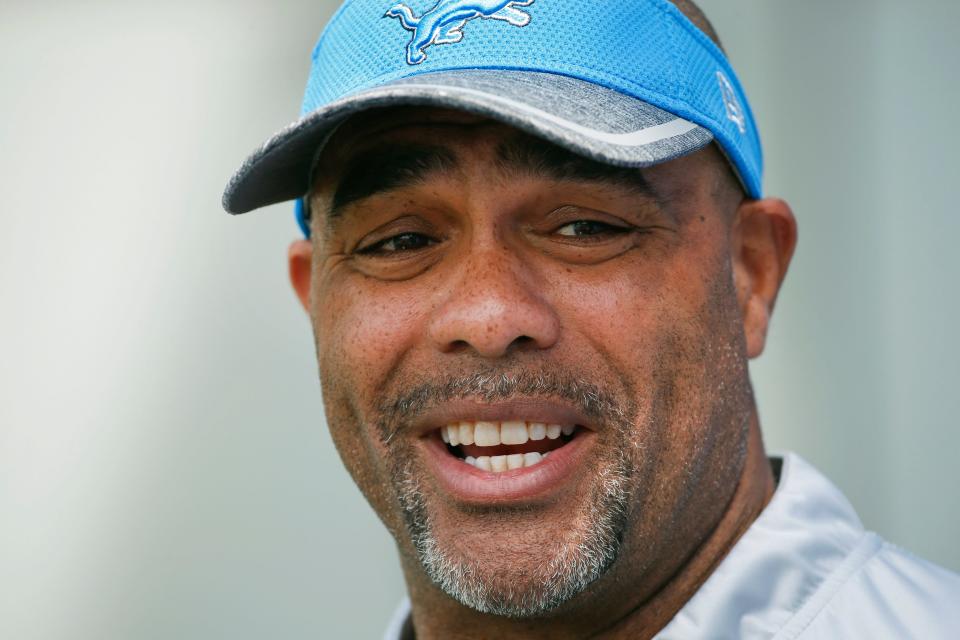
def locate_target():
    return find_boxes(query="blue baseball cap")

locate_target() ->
[223,0,763,238]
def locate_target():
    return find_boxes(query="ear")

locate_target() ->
[288,239,314,312]
[731,198,797,358]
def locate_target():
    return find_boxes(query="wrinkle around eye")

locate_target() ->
[342,240,445,281]
[527,215,678,265]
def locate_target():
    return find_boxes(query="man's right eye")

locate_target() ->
[357,232,437,255]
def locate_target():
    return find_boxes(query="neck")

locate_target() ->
[401,414,775,640]
[595,414,775,638]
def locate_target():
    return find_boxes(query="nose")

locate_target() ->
[427,246,561,359]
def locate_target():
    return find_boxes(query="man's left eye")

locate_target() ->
[555,220,629,238]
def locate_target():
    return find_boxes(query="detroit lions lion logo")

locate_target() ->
[385,0,535,65]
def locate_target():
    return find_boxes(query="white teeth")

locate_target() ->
[501,420,528,445]
[442,421,575,446]
[528,423,546,440]
[506,453,525,470]
[458,422,475,446]
[524,451,542,466]
[442,420,578,473]
[474,421,500,447]
[461,451,547,473]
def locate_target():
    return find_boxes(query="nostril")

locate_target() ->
[449,339,471,353]
[509,335,536,350]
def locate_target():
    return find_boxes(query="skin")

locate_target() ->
[288,108,797,638]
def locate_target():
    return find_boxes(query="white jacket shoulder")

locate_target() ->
[791,541,960,639]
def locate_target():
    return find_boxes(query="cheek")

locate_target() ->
[551,243,744,446]
[312,279,431,534]
[553,248,714,358]
[315,277,428,409]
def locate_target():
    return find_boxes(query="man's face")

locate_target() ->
[298,109,756,617]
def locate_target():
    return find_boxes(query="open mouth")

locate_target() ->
[440,420,581,473]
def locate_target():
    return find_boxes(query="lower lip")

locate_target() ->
[420,431,593,504]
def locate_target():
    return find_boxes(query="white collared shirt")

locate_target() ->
[384,454,960,639]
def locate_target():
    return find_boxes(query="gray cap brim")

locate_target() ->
[222,70,713,214]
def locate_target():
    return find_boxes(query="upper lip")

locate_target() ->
[409,397,596,438]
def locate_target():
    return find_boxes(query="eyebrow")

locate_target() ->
[329,145,458,219]
[324,134,660,222]
[494,135,659,200]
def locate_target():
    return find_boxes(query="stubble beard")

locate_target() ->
[377,372,637,618]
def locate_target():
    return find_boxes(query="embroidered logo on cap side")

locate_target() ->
[717,71,747,134]
[386,0,534,65]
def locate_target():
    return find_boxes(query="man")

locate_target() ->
[223,0,960,637]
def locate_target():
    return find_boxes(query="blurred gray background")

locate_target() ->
[2,1,958,638]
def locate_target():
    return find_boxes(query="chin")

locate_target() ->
[394,448,634,618]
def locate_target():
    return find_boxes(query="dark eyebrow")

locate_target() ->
[329,144,458,219]
[495,135,660,201]
[321,135,660,226]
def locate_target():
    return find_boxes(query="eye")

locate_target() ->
[555,220,630,238]
[357,232,438,255]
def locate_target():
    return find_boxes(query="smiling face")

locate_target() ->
[288,108,792,622]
